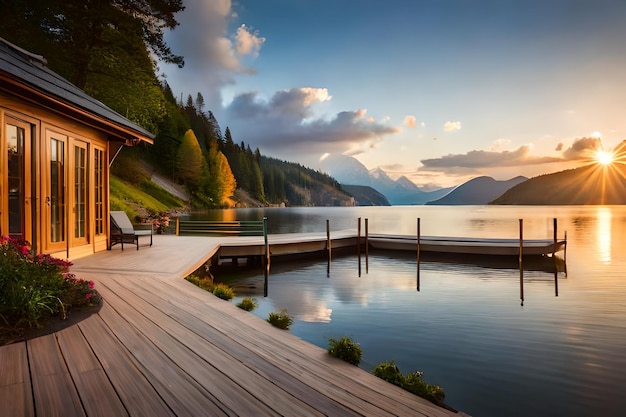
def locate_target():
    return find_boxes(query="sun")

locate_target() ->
[596,150,614,166]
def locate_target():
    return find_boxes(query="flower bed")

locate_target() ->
[0,236,100,344]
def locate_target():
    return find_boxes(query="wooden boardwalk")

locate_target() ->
[0,234,461,417]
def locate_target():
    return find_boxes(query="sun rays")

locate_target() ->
[595,149,615,166]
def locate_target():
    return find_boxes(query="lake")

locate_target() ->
[192,205,626,417]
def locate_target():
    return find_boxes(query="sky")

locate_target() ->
[161,0,626,189]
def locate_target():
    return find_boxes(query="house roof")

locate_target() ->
[0,37,154,144]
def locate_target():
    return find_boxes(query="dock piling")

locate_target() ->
[417,217,421,292]
[519,219,524,305]
[365,218,369,273]
[326,219,331,277]
[357,217,362,277]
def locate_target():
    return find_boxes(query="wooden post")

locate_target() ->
[553,218,557,258]
[417,217,421,292]
[326,219,331,260]
[263,217,270,274]
[357,217,362,277]
[176,217,180,235]
[326,219,331,277]
[519,219,524,305]
[563,230,567,277]
[365,218,369,273]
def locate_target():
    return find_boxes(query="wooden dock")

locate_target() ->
[215,230,566,261]
[0,234,461,417]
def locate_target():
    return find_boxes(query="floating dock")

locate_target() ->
[215,230,566,264]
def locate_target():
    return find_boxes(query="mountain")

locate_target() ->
[318,154,452,205]
[426,176,528,205]
[491,163,626,205]
[340,184,391,206]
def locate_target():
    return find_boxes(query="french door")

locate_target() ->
[46,131,90,251]
[4,118,32,242]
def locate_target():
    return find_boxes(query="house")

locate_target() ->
[0,37,153,259]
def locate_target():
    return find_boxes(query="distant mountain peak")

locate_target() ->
[426,176,528,205]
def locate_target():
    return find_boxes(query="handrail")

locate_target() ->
[176,219,266,236]
[175,217,270,271]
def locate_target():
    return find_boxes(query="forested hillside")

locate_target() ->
[491,145,626,205]
[0,1,353,208]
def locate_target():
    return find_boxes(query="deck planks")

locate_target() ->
[0,342,34,417]
[55,324,129,417]
[1,234,461,417]
[27,334,86,417]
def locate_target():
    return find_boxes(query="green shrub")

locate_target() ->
[372,360,407,386]
[212,283,235,300]
[328,336,363,366]
[0,237,100,329]
[236,297,258,311]
[267,309,293,330]
[372,360,445,405]
[185,274,214,292]
[404,371,446,404]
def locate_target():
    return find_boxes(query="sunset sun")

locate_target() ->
[596,150,614,166]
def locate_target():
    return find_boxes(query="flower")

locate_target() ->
[153,213,171,232]
[85,293,92,301]
[88,280,95,289]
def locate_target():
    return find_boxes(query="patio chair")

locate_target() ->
[109,211,153,250]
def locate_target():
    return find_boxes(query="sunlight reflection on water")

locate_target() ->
[209,205,626,417]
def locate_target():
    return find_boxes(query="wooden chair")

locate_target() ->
[109,211,153,250]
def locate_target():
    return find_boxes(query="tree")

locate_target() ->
[176,129,204,188]
[0,1,184,89]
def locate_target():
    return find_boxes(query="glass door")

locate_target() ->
[48,134,66,250]
[72,141,88,245]
[5,118,31,242]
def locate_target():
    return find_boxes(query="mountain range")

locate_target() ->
[426,176,528,205]
[318,155,452,205]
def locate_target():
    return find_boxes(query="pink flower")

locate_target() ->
[85,293,92,301]
[21,246,29,255]
[88,280,95,289]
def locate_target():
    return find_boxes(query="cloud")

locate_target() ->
[235,24,265,56]
[162,1,262,107]
[420,145,561,169]
[562,137,603,160]
[443,121,461,132]
[490,138,511,151]
[224,88,400,157]
[404,115,416,128]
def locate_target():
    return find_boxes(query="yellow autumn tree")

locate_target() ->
[176,129,204,188]
[204,139,236,206]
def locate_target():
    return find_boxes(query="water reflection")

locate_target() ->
[207,205,626,417]
[597,207,612,264]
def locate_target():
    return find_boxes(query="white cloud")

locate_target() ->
[444,121,461,132]
[420,145,560,170]
[224,88,400,158]
[162,0,262,108]
[235,24,265,57]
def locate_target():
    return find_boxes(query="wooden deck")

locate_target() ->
[0,234,461,417]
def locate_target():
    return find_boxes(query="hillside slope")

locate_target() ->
[426,176,527,205]
[491,163,626,205]
[340,184,391,206]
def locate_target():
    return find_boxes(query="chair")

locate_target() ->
[109,211,153,250]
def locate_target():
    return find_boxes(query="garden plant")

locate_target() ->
[0,236,100,341]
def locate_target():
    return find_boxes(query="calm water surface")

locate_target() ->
[196,206,626,417]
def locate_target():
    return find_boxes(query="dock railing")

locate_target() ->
[175,217,270,271]
[176,217,267,237]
